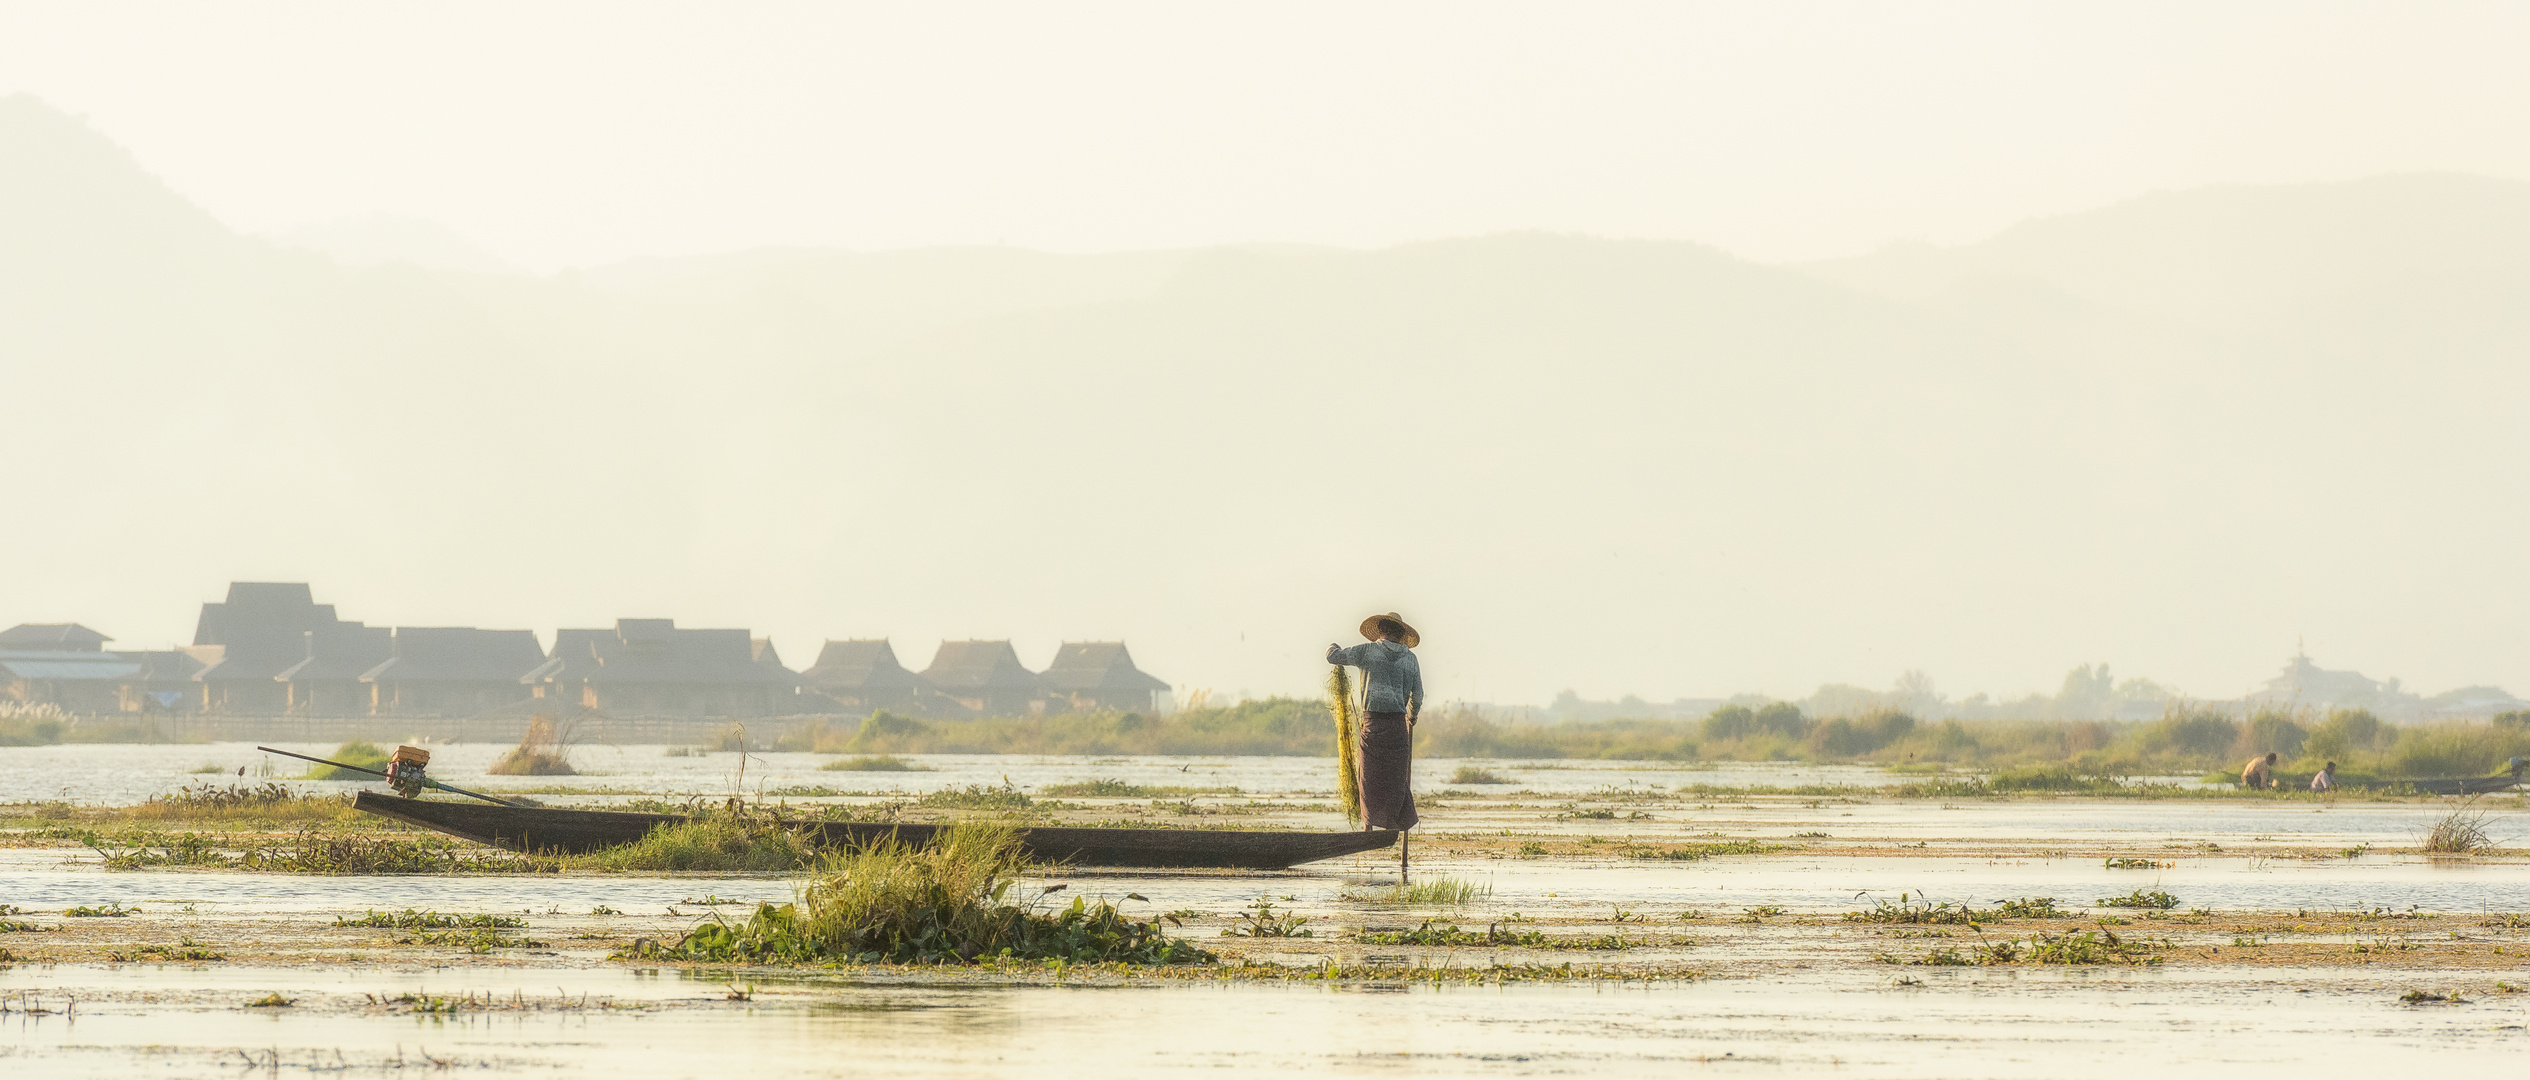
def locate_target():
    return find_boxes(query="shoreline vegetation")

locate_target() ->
[13,697,2530,789]
[756,700,2530,788]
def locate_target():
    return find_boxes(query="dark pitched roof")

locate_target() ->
[0,623,111,651]
[271,623,393,682]
[0,650,140,681]
[190,582,378,681]
[361,628,547,683]
[118,649,208,681]
[801,639,932,691]
[1037,641,1172,693]
[527,619,797,685]
[751,638,784,669]
[920,640,1039,690]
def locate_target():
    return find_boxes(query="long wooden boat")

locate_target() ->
[353,791,1397,870]
[2352,774,2525,796]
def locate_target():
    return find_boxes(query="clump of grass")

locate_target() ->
[65,902,138,917]
[2401,989,2464,1004]
[130,782,348,822]
[489,716,577,776]
[1449,766,1511,785]
[820,755,932,772]
[2102,857,2167,869]
[2097,889,2181,910]
[401,927,545,952]
[2422,802,2500,854]
[2022,929,2164,965]
[113,938,225,962]
[1223,897,1312,938]
[1635,840,1782,861]
[81,829,234,869]
[1345,876,1490,906]
[1844,892,1979,926]
[915,782,1032,811]
[1992,897,2069,919]
[245,993,292,1007]
[189,764,229,774]
[643,822,1211,965]
[1038,779,1238,797]
[587,815,817,872]
[333,910,527,930]
[1357,920,1631,950]
[306,741,389,781]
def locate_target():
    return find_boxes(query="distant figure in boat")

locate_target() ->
[2241,752,2278,790]
[1328,612,1424,832]
[2310,761,2336,793]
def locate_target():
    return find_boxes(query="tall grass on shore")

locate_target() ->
[646,821,1212,965]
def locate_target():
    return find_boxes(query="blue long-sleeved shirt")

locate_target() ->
[1328,640,1423,716]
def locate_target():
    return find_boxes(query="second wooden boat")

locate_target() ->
[353,791,1396,870]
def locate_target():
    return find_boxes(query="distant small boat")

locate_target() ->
[353,791,1397,870]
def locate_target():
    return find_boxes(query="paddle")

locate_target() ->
[255,746,522,807]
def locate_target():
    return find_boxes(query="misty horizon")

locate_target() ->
[9,5,2530,710]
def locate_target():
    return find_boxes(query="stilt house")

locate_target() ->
[1037,642,1173,713]
[0,623,134,713]
[360,628,546,717]
[801,639,938,714]
[189,583,387,715]
[919,640,1041,717]
[526,618,800,717]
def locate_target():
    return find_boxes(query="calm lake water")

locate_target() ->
[7,744,2530,1077]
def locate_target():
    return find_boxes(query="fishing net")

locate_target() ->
[1328,665,1362,825]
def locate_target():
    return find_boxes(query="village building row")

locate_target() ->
[0,582,1172,720]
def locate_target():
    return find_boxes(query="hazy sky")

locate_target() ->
[8,4,2530,709]
[5,3,2528,272]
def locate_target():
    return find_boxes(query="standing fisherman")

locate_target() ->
[1328,612,1424,833]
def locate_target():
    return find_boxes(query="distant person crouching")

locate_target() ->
[2241,752,2278,790]
[2310,761,2337,792]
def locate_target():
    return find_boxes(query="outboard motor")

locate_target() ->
[386,745,432,798]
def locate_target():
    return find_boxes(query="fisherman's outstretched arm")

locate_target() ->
[1327,643,1373,666]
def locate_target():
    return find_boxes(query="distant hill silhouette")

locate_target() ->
[6,92,2528,703]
